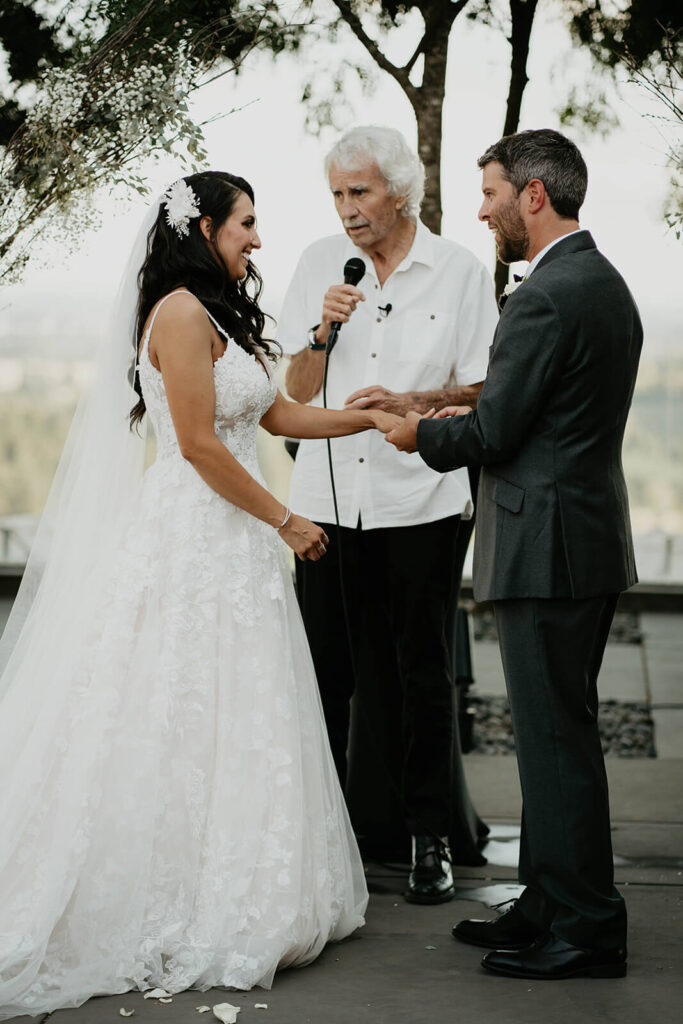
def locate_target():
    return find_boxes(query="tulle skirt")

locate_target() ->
[0,455,367,1019]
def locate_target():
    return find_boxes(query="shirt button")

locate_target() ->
[376,317,381,323]
[359,457,365,463]
[371,353,376,358]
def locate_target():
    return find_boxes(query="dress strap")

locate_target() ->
[146,289,229,341]
[202,307,229,341]
[138,289,198,369]
[139,290,233,367]
[145,289,190,340]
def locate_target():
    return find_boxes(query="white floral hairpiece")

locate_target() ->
[163,179,200,237]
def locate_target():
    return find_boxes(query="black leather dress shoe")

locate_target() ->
[404,835,455,905]
[481,935,627,979]
[452,902,541,950]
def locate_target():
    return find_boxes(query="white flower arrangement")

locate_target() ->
[163,179,201,237]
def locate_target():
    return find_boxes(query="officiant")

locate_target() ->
[277,125,498,902]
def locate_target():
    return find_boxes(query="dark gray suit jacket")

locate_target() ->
[417,231,642,602]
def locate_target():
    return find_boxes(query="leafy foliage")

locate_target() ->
[0,1,305,282]
[568,0,681,70]
[558,86,620,138]
[621,26,682,238]
[0,0,71,145]
[565,2,682,239]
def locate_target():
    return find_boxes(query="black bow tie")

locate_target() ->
[513,273,525,282]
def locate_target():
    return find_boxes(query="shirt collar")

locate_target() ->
[525,228,584,277]
[400,219,435,270]
[343,218,435,279]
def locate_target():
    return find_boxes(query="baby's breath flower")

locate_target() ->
[1,29,213,283]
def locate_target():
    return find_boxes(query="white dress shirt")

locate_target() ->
[277,220,498,529]
[525,229,584,277]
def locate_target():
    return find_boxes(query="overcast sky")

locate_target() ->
[2,4,682,356]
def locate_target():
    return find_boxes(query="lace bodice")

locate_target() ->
[138,291,277,474]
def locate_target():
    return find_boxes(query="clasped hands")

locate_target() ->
[344,385,472,453]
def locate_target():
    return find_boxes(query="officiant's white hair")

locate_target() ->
[325,125,425,220]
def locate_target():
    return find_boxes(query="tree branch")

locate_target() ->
[83,0,159,73]
[329,0,418,101]
[404,36,426,76]
[403,1,468,78]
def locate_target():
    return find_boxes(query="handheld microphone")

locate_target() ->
[326,257,366,354]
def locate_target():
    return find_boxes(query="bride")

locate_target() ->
[0,170,400,1019]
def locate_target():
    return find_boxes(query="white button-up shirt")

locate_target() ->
[277,220,498,529]
[525,229,584,277]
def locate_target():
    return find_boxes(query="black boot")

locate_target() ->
[404,835,455,905]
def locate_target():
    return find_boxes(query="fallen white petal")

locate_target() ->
[196,1008,211,1014]
[254,1004,268,1010]
[159,998,173,1004]
[213,1003,241,1024]
[144,988,172,999]
[119,1011,135,1018]
[425,945,437,950]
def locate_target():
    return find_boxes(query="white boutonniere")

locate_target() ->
[502,278,524,298]
[499,275,526,310]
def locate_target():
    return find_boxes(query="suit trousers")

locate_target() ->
[494,594,627,950]
[295,516,460,837]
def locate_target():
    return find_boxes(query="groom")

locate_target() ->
[386,128,642,979]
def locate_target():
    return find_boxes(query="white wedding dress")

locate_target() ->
[0,294,368,1020]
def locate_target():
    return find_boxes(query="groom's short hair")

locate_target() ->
[478,129,588,220]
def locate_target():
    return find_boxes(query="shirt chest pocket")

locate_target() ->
[397,310,456,372]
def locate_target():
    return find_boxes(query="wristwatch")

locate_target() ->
[307,325,326,351]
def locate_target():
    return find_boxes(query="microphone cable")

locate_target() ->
[322,258,365,692]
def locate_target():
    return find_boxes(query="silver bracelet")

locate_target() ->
[276,507,292,530]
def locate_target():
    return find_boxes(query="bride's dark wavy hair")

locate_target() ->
[130,170,276,428]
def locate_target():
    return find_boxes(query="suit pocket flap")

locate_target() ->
[493,478,525,514]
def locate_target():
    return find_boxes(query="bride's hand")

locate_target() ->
[279,514,329,561]
[366,409,404,434]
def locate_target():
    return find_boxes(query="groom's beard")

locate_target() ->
[492,198,529,264]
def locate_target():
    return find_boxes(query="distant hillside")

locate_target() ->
[0,354,682,532]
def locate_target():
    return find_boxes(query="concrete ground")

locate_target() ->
[5,613,683,1024]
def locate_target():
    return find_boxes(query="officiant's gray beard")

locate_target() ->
[495,199,529,264]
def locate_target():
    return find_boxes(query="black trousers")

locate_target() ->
[296,516,461,837]
[494,594,627,950]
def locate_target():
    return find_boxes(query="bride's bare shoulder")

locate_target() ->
[144,291,214,370]
[147,289,208,333]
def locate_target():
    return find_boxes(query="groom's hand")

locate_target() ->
[434,405,472,418]
[385,409,435,453]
